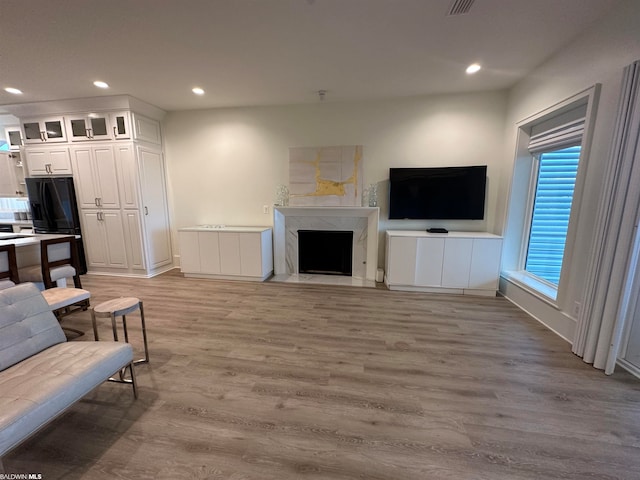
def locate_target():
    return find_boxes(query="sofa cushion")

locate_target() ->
[0,283,66,372]
[0,340,134,456]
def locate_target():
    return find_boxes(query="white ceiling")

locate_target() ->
[0,0,619,113]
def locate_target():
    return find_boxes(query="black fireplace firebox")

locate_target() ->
[298,230,353,276]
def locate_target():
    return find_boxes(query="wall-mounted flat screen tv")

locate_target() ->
[389,165,487,220]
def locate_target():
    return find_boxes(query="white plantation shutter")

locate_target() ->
[525,146,581,285]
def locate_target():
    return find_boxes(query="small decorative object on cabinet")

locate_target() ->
[367,183,378,207]
[275,184,289,207]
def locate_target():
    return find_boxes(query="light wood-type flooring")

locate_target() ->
[5,270,640,479]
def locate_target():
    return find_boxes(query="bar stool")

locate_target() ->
[91,297,149,365]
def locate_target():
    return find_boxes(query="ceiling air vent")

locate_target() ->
[447,0,475,16]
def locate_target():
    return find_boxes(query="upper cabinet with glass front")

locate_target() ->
[66,113,113,141]
[22,116,67,144]
[65,111,132,141]
[4,126,23,150]
[110,111,132,140]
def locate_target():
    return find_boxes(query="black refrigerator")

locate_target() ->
[25,176,87,274]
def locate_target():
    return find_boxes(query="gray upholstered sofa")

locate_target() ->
[0,283,137,470]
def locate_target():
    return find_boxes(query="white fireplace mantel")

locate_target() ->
[273,207,379,281]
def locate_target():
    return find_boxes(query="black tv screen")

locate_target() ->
[389,165,487,220]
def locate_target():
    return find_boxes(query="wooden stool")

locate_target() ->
[91,297,149,365]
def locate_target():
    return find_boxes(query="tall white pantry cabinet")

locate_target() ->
[71,142,172,276]
[12,97,173,278]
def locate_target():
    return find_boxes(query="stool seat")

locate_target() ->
[94,297,141,317]
[91,296,149,365]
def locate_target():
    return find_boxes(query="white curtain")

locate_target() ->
[573,60,640,373]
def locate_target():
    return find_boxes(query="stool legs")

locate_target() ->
[93,301,149,365]
[139,301,150,364]
[91,308,99,341]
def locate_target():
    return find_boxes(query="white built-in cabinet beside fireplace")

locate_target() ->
[385,230,503,296]
[178,226,273,281]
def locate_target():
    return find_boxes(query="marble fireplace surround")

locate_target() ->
[273,207,379,281]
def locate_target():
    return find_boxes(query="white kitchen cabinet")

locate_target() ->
[25,146,72,175]
[137,145,171,269]
[110,111,132,140]
[74,142,172,277]
[121,209,145,270]
[178,227,273,281]
[81,210,128,269]
[113,143,139,208]
[71,145,120,209]
[132,113,161,144]
[4,126,23,150]
[66,113,112,141]
[9,96,171,278]
[385,231,503,296]
[0,152,26,197]
[22,116,67,144]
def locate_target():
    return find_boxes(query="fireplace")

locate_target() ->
[298,230,353,276]
[273,206,379,283]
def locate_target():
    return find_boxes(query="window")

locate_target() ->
[525,146,581,285]
[502,87,598,309]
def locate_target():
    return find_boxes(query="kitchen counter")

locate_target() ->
[0,233,78,271]
[0,232,73,248]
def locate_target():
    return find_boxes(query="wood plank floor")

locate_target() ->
[5,270,640,479]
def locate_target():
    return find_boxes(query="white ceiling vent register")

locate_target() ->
[447,0,475,16]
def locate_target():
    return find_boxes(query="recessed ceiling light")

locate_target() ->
[466,63,481,74]
[4,87,23,95]
[192,87,205,95]
[93,81,109,89]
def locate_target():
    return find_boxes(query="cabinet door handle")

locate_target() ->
[96,212,100,221]
[40,132,46,141]
[95,198,99,206]
[98,197,102,207]
[45,164,51,174]
[113,126,117,137]
[144,206,148,216]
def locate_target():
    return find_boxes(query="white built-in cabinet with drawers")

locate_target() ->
[178,227,273,281]
[7,96,172,278]
[72,142,172,276]
[385,230,503,296]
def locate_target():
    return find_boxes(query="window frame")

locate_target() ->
[502,85,600,307]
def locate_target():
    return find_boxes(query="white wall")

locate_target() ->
[498,0,640,340]
[163,91,507,266]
